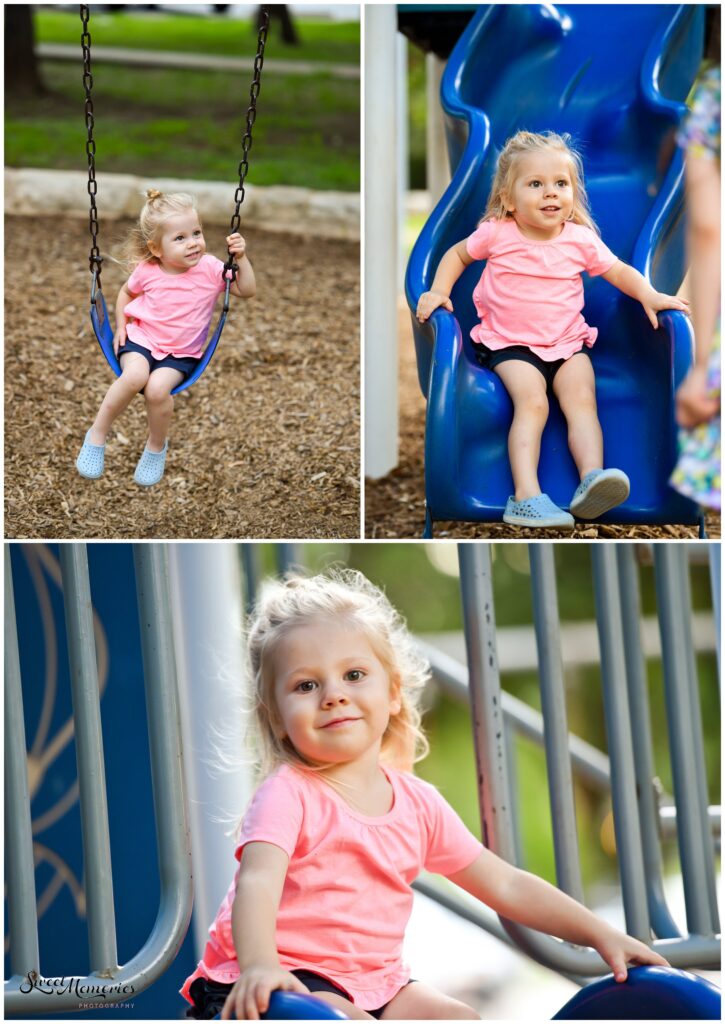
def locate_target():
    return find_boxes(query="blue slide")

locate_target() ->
[405,4,705,536]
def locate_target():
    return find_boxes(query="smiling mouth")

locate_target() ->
[541,206,560,212]
[321,717,361,729]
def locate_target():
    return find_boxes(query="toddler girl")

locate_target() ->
[181,570,668,1021]
[417,131,690,531]
[76,190,256,487]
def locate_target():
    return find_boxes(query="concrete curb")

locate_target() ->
[5,168,360,241]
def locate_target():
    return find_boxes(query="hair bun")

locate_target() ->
[146,188,163,201]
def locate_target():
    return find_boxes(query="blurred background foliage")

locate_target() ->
[6,7,359,190]
[246,542,720,900]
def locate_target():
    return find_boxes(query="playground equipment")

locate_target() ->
[80,4,269,395]
[405,4,704,536]
[4,543,721,1018]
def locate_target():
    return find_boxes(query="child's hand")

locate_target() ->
[113,326,126,357]
[675,364,720,428]
[416,290,454,322]
[594,925,671,983]
[641,290,690,330]
[226,233,247,261]
[220,966,309,1021]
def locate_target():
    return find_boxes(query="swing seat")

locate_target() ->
[553,966,721,1020]
[90,287,228,397]
[405,3,704,534]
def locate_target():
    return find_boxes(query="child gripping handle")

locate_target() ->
[417,131,690,531]
[181,570,669,1021]
[76,189,256,487]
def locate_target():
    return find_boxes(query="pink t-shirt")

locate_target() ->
[181,764,483,1011]
[124,253,226,359]
[466,218,618,361]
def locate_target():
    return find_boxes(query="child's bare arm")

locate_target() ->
[601,260,690,330]
[113,282,136,356]
[416,240,474,321]
[221,842,309,1021]
[226,233,257,299]
[447,849,670,982]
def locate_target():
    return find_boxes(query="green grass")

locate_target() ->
[38,9,360,64]
[7,58,359,190]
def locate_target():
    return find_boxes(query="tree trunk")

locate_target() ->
[5,5,46,96]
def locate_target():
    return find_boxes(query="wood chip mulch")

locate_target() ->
[364,300,720,541]
[5,216,360,540]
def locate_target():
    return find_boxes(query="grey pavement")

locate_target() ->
[38,42,359,79]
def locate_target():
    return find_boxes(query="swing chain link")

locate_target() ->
[225,5,270,280]
[80,4,103,286]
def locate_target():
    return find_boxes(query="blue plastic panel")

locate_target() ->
[554,965,721,1020]
[406,4,703,527]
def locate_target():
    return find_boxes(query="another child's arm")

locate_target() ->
[220,842,309,1021]
[226,233,257,299]
[601,260,690,330]
[416,240,474,322]
[113,282,137,356]
[448,849,670,982]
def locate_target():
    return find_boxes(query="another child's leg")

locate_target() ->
[493,360,549,500]
[87,353,151,444]
[551,351,602,478]
[380,981,480,1020]
[143,367,184,452]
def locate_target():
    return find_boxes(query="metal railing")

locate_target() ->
[4,545,193,1014]
[418,543,719,979]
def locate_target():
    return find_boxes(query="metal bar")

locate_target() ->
[277,544,301,574]
[591,548,650,941]
[615,546,681,940]
[59,545,119,974]
[654,546,717,937]
[241,544,261,616]
[3,545,195,1014]
[4,547,41,981]
[674,550,720,934]
[529,545,584,903]
[708,545,720,682]
[418,639,613,791]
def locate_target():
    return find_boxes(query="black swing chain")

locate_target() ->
[80,4,102,289]
[225,6,270,282]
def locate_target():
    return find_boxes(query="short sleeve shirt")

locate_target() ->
[180,764,483,1011]
[124,253,226,359]
[466,218,617,361]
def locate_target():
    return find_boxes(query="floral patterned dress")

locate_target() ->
[669,66,721,511]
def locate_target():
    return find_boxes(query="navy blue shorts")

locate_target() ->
[474,342,589,394]
[185,972,413,1020]
[119,337,200,379]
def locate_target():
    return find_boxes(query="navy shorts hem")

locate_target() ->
[119,337,200,379]
[473,342,588,393]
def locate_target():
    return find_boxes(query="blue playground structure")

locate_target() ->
[405,4,704,536]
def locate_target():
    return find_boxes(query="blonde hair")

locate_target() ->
[120,189,199,268]
[247,569,431,778]
[482,130,599,234]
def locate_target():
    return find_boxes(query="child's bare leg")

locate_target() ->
[312,993,374,1020]
[88,353,150,444]
[143,368,184,452]
[494,361,550,500]
[552,352,603,478]
[380,981,480,1020]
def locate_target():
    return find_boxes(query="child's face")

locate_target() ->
[149,210,206,273]
[504,151,575,239]
[270,617,402,767]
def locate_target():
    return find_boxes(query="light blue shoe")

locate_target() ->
[76,430,105,479]
[503,493,575,530]
[134,441,168,487]
[570,468,630,519]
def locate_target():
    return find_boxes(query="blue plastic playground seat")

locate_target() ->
[261,967,721,1020]
[554,965,721,1020]
[262,991,349,1019]
[405,4,704,534]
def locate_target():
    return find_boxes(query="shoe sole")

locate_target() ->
[571,477,630,519]
[503,513,575,530]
